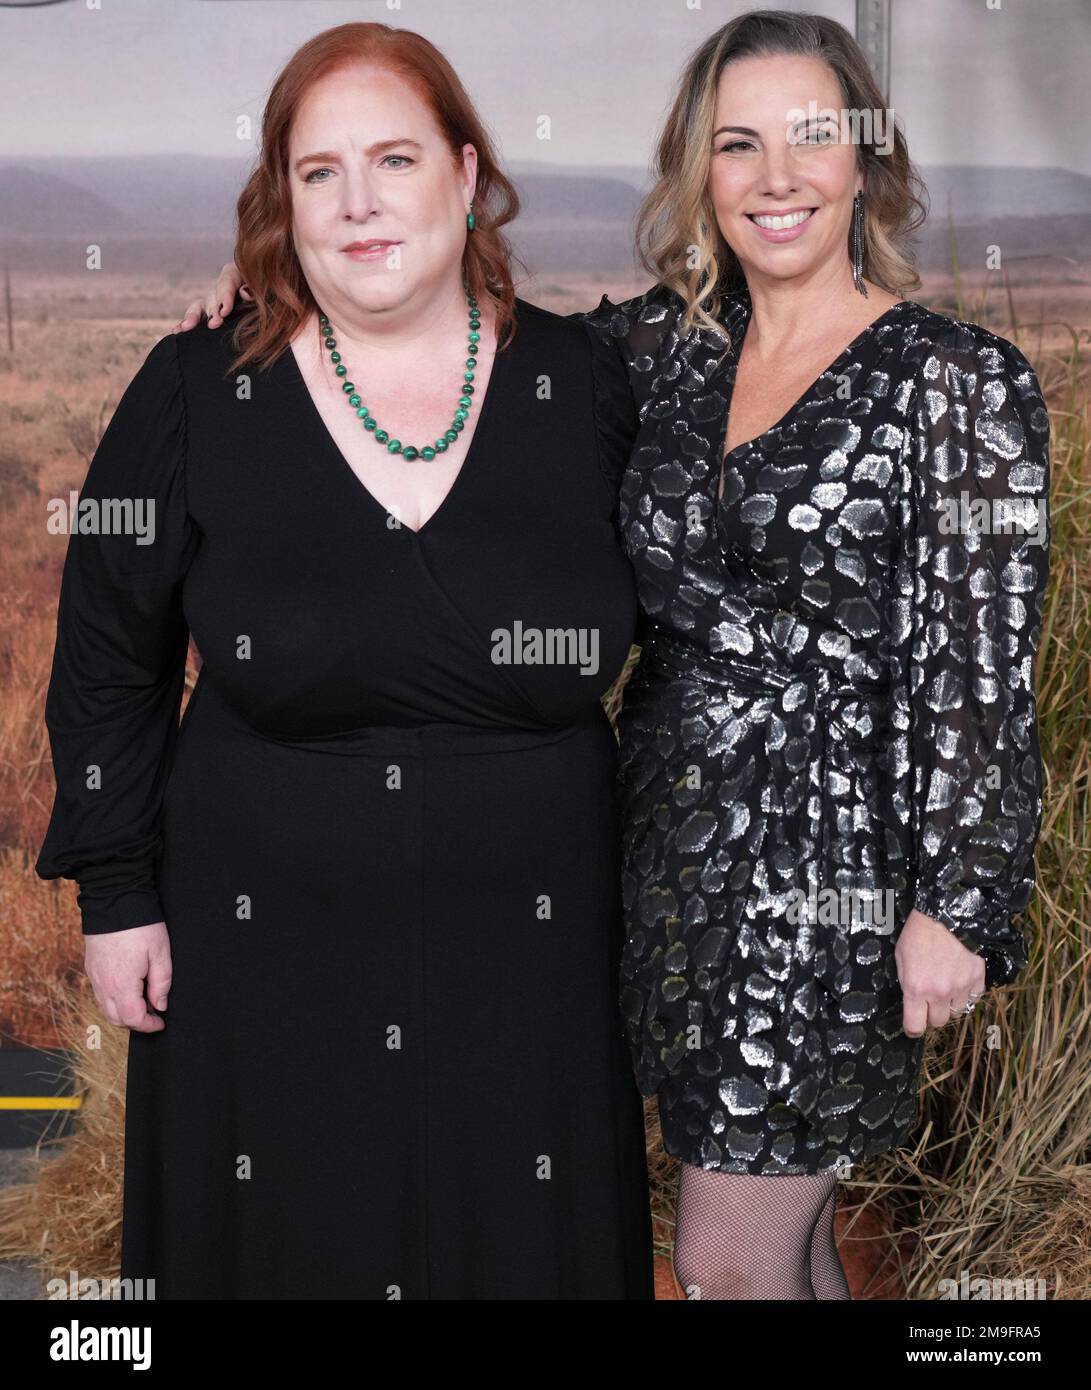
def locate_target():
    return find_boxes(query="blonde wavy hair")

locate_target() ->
[636,8,927,341]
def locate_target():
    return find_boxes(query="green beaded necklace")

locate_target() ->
[318,288,481,462]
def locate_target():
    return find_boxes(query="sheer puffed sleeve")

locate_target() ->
[573,285,684,492]
[903,322,1051,986]
[35,331,199,935]
[579,315,640,499]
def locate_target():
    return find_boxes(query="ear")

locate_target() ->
[461,143,478,206]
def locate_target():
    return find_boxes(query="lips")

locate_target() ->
[341,240,399,252]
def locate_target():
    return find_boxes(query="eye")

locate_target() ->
[303,167,332,184]
[790,123,837,146]
[717,139,756,154]
[381,154,415,169]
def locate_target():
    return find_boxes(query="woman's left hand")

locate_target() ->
[895,909,987,1036]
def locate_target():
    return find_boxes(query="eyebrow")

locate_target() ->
[293,138,423,171]
[711,115,838,139]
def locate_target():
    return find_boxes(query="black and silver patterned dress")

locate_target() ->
[579,283,1050,1176]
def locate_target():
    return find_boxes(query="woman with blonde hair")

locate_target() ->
[184,10,1050,1300]
[37,21,655,1299]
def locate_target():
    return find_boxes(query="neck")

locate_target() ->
[739,262,875,358]
[303,276,473,359]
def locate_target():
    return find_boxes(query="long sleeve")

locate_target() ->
[35,331,199,935]
[904,323,1051,987]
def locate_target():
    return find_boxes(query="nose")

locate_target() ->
[338,164,382,223]
[755,131,802,201]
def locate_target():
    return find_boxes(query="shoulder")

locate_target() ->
[901,304,1050,467]
[101,325,185,430]
[509,293,591,349]
[902,301,1044,404]
[573,280,684,344]
[121,324,184,397]
[170,301,272,387]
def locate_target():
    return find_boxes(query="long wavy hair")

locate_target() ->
[225,21,521,375]
[636,9,927,341]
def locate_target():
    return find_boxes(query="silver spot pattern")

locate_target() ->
[581,283,1050,1175]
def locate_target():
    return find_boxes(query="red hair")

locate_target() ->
[226,21,521,374]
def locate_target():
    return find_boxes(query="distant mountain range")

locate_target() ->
[1,155,1088,278]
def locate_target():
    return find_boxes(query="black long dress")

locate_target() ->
[579,283,1050,1176]
[34,297,655,1299]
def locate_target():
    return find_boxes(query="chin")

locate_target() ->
[349,277,411,311]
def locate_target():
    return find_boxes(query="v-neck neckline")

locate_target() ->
[284,310,508,539]
[715,293,913,486]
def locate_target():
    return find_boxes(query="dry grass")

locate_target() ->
[0,977,126,1285]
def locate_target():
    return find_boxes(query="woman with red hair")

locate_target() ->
[36,22,654,1300]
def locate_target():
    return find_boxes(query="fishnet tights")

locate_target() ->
[672,1163,852,1300]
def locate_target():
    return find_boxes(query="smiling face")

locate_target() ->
[707,53,863,290]
[288,62,476,317]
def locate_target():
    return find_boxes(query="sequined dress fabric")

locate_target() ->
[579,284,1050,1174]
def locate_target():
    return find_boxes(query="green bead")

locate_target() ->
[319,304,482,466]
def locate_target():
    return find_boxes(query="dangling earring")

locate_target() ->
[467,202,476,232]
[852,190,868,297]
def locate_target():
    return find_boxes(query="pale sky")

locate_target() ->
[1,0,1086,175]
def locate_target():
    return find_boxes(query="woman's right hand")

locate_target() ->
[173,261,250,332]
[84,922,173,1032]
